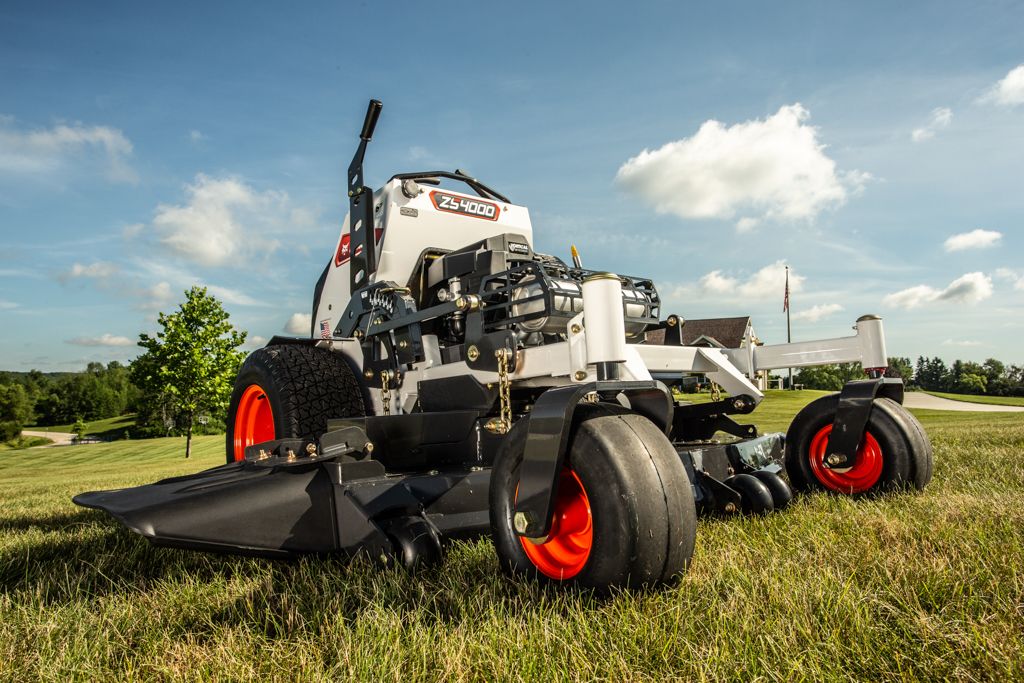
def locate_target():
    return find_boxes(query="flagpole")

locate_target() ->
[785,266,793,389]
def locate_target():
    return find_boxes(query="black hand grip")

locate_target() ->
[360,99,383,141]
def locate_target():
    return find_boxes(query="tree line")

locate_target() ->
[792,356,1024,396]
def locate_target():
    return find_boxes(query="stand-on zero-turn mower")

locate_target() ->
[75,100,933,590]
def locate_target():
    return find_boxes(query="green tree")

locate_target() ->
[956,373,987,395]
[884,357,914,383]
[914,356,949,391]
[131,287,247,458]
[793,363,864,391]
[72,417,87,442]
[0,382,34,441]
[0,382,34,425]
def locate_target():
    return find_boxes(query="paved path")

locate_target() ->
[21,430,77,447]
[903,393,1024,412]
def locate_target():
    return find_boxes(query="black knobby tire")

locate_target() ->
[784,394,932,495]
[489,403,697,591]
[225,344,365,463]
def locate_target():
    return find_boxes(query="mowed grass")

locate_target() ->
[925,391,1024,407]
[2,392,1023,681]
[28,413,137,436]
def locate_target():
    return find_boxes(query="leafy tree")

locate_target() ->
[0,382,34,441]
[0,382,34,426]
[793,363,864,391]
[884,357,914,383]
[956,373,987,395]
[131,287,247,458]
[914,356,949,391]
[72,417,87,442]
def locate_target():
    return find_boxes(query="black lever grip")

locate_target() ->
[360,99,383,141]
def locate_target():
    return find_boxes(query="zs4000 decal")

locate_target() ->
[430,191,500,221]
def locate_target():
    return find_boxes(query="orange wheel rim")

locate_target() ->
[518,469,593,580]
[808,424,883,493]
[232,384,275,461]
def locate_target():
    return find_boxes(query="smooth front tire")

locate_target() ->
[726,473,775,515]
[489,404,697,591]
[751,470,793,510]
[784,394,933,495]
[225,344,365,463]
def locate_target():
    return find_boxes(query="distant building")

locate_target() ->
[645,316,769,390]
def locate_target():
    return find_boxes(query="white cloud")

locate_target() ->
[205,284,262,307]
[139,281,174,310]
[65,333,134,347]
[0,299,18,310]
[735,217,760,233]
[616,104,867,227]
[243,335,268,350]
[0,117,136,182]
[189,130,205,143]
[792,303,844,322]
[943,228,1002,252]
[942,339,983,347]
[980,65,1024,106]
[995,268,1024,290]
[699,261,804,300]
[122,222,144,239]
[284,313,311,335]
[59,261,118,282]
[911,107,952,143]
[883,272,993,310]
[152,173,306,266]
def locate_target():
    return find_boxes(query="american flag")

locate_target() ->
[783,266,790,313]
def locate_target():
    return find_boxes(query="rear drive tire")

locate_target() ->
[785,394,931,495]
[225,344,365,463]
[490,403,697,591]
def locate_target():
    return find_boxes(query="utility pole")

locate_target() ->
[784,265,792,389]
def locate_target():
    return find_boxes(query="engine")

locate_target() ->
[425,234,660,348]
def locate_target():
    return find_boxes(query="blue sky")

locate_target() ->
[1,0,1022,371]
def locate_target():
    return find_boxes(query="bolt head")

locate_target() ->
[574,370,587,381]
[667,315,679,327]
[363,441,374,453]
[399,340,408,349]
[364,369,374,379]
[725,502,737,513]
[827,453,843,466]
[513,512,530,534]
[466,345,480,362]
[570,323,582,334]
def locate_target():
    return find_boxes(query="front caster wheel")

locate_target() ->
[784,394,933,495]
[384,516,443,573]
[751,470,793,510]
[489,404,697,591]
[725,473,774,515]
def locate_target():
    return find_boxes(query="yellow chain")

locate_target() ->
[710,380,722,402]
[496,348,512,434]
[380,370,391,416]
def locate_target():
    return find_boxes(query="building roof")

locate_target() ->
[645,316,753,348]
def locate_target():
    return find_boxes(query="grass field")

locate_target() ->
[925,391,1024,407]
[0,435,52,452]
[2,391,1023,681]
[27,413,137,438]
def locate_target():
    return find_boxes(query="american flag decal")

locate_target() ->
[319,319,332,339]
